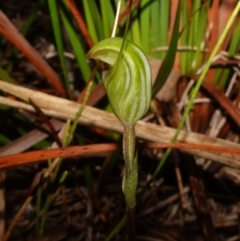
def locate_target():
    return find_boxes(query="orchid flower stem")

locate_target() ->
[87,37,151,241]
[122,125,137,240]
[123,126,135,173]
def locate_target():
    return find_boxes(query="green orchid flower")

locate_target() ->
[87,37,152,212]
[87,37,152,126]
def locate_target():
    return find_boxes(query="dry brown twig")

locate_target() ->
[0,80,240,168]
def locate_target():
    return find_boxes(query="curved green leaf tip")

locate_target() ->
[87,37,152,126]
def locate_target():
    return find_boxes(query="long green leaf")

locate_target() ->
[48,0,71,97]
[158,0,169,59]
[60,1,91,82]
[100,1,115,37]
[140,0,151,54]
[131,8,141,47]
[228,21,240,57]
[150,0,161,58]
[152,0,181,97]
[179,0,188,74]
[82,0,103,42]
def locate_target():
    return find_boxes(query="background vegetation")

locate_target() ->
[0,0,240,240]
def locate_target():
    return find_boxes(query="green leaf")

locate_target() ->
[60,1,91,82]
[228,22,240,57]
[140,0,151,54]
[152,0,181,97]
[0,67,16,84]
[48,0,71,97]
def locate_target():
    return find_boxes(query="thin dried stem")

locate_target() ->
[111,0,122,37]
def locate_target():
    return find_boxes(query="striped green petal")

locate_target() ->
[87,37,152,126]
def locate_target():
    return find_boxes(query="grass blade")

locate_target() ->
[60,1,91,82]
[152,0,180,97]
[158,0,169,59]
[48,0,71,97]
[150,0,161,58]
[100,1,115,37]
[140,0,150,54]
[228,21,240,57]
[82,0,103,42]
[0,67,16,84]
[21,0,47,36]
